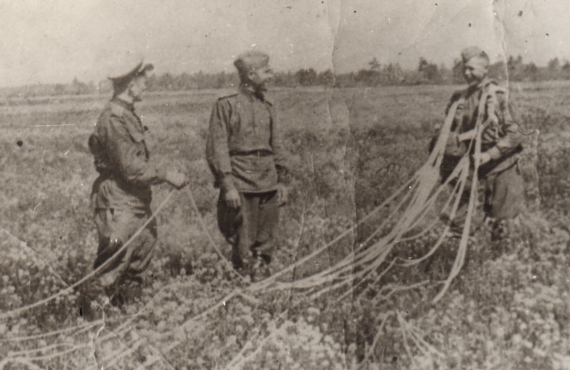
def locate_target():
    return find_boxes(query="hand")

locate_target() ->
[473,151,492,166]
[165,171,188,190]
[276,183,288,206]
[224,188,241,209]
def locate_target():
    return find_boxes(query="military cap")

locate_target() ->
[461,46,489,66]
[107,52,154,83]
[234,50,270,75]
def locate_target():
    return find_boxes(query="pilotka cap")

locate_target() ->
[107,52,154,82]
[461,46,489,65]
[234,50,270,74]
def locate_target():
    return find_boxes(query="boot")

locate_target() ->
[78,279,107,321]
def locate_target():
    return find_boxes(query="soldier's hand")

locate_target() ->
[165,171,189,190]
[224,188,241,208]
[276,183,288,206]
[488,113,499,127]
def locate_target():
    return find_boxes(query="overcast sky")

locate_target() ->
[0,0,568,86]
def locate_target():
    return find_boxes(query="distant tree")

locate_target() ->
[54,84,65,95]
[70,77,91,95]
[548,57,560,71]
[488,61,508,82]
[523,62,539,81]
[274,71,296,87]
[383,63,404,84]
[355,69,382,86]
[333,72,356,88]
[506,55,525,81]
[158,73,175,90]
[451,58,464,83]
[439,63,452,83]
[295,68,318,86]
[214,72,228,89]
[418,57,441,82]
[369,57,381,70]
[317,69,335,87]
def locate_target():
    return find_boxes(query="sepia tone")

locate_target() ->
[1,0,569,369]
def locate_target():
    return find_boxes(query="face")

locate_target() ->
[463,58,488,86]
[129,74,148,102]
[247,65,274,91]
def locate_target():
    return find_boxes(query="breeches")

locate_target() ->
[217,191,279,268]
[93,206,157,288]
[451,162,526,231]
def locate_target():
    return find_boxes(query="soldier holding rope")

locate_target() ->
[85,54,189,310]
[432,46,525,240]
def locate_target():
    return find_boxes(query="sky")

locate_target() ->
[0,0,568,86]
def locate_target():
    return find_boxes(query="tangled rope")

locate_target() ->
[0,89,494,368]
[0,189,176,320]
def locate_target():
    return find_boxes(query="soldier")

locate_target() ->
[206,50,290,279]
[433,46,525,240]
[87,55,188,308]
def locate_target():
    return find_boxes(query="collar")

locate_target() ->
[111,97,135,112]
[239,84,265,102]
[467,77,491,92]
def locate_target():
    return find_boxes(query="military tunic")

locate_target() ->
[88,98,166,295]
[206,86,289,268]
[435,78,525,232]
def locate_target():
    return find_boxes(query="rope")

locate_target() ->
[0,227,70,288]
[0,319,103,342]
[0,189,176,320]
[185,186,247,282]
[432,88,492,304]
[1,90,497,368]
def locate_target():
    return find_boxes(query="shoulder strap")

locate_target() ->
[109,101,127,117]
[217,93,238,101]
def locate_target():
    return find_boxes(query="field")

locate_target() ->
[1,81,570,369]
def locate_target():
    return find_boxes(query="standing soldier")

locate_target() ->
[206,50,290,279]
[87,55,188,308]
[433,46,525,240]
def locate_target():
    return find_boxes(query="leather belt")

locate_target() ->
[230,150,272,157]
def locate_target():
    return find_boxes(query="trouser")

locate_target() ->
[217,191,279,270]
[448,162,526,235]
[92,205,157,303]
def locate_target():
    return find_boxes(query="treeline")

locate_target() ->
[4,56,570,98]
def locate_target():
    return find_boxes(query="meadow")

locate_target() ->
[1,81,570,369]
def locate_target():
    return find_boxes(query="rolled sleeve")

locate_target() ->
[206,99,235,190]
[269,106,290,184]
[487,92,523,158]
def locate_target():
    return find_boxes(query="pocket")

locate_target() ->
[127,128,145,143]
[121,119,147,151]
[444,132,467,157]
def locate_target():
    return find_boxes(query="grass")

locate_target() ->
[1,82,570,369]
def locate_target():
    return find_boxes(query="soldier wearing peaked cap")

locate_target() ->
[84,54,188,310]
[206,50,290,280]
[431,46,526,241]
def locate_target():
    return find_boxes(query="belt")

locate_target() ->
[230,150,273,157]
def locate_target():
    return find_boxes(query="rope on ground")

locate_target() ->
[2,93,495,368]
[0,319,103,342]
[185,185,247,282]
[0,189,176,320]
[246,175,419,294]
[0,226,70,288]
[359,311,393,368]
[431,89,491,304]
